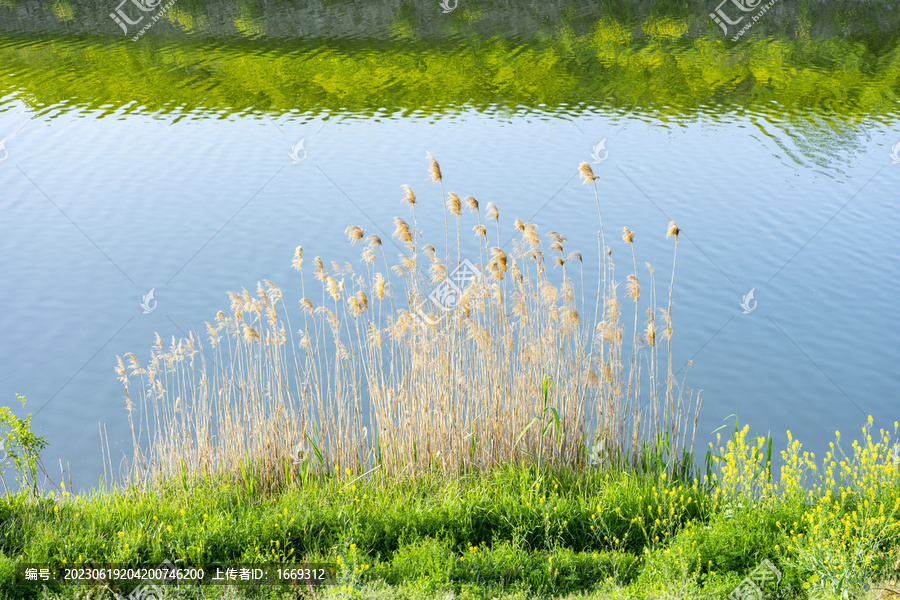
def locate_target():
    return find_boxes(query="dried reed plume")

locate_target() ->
[579,162,598,183]
[447,192,461,216]
[401,184,416,205]
[393,217,412,244]
[666,221,680,239]
[345,226,364,245]
[426,152,442,183]
[626,274,640,302]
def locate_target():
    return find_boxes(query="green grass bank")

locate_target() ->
[2,421,900,600]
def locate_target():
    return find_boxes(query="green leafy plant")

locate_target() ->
[517,368,561,471]
[0,394,48,496]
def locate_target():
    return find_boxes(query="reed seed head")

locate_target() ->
[626,274,640,302]
[366,234,382,247]
[561,306,580,329]
[667,221,680,240]
[523,223,540,247]
[623,227,634,244]
[115,355,126,382]
[510,261,523,284]
[473,224,487,237]
[393,217,413,243]
[447,192,461,216]
[348,297,363,318]
[568,251,582,263]
[125,352,141,374]
[256,281,269,306]
[292,246,304,270]
[326,277,341,301]
[374,273,385,299]
[579,162,597,183]
[264,280,281,300]
[393,254,417,277]
[645,321,657,347]
[488,247,508,279]
[661,309,672,340]
[514,218,525,231]
[540,280,558,304]
[314,257,325,281]
[486,202,499,221]
[345,226,364,245]
[464,196,478,212]
[430,262,448,283]
[401,184,416,206]
[242,323,260,343]
[426,152,442,182]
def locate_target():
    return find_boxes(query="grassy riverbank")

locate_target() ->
[2,420,900,599]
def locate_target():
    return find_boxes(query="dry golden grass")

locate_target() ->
[114,155,700,490]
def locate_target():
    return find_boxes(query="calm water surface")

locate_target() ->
[1,0,899,491]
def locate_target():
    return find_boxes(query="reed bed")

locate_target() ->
[113,156,700,491]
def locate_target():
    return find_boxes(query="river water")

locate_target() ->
[1,0,898,491]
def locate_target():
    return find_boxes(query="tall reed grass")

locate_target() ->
[113,156,700,491]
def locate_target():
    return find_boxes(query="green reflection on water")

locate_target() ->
[1,11,898,118]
